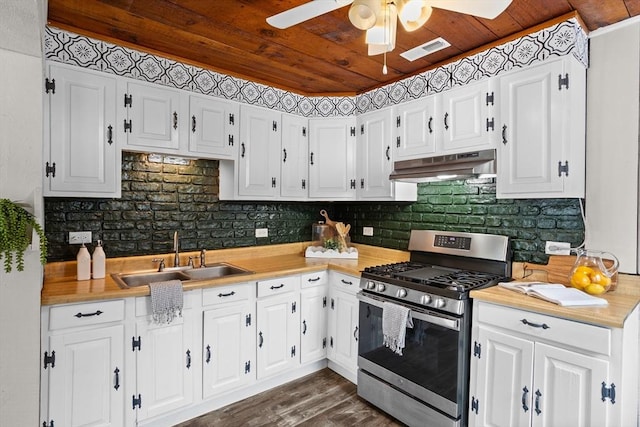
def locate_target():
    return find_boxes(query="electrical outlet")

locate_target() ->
[69,231,92,244]
[363,226,374,236]
[255,228,268,238]
[545,241,571,255]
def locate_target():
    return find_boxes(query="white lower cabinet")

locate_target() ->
[133,292,196,421]
[41,299,127,427]
[327,271,360,383]
[469,301,638,427]
[256,275,301,379]
[201,283,255,398]
[300,271,328,364]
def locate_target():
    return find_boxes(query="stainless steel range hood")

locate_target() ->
[389,149,496,182]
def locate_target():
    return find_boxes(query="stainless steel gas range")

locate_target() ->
[357,229,512,427]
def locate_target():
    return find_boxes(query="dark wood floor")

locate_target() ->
[177,368,404,426]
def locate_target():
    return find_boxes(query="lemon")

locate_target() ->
[574,266,594,276]
[585,283,606,295]
[570,272,591,290]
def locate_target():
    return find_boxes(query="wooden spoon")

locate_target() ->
[319,209,336,227]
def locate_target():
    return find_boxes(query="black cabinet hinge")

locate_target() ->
[228,134,234,146]
[45,78,56,94]
[291,301,297,313]
[132,394,142,409]
[43,351,55,369]
[396,116,401,127]
[471,396,479,414]
[42,420,55,427]
[301,178,306,190]
[486,117,495,132]
[322,337,327,349]
[124,119,132,133]
[558,161,569,177]
[132,336,141,352]
[330,336,334,348]
[360,124,365,135]
[291,345,296,357]
[350,179,356,189]
[229,113,235,125]
[124,93,132,108]
[302,126,307,137]
[486,91,494,106]
[245,313,251,327]
[558,73,569,90]
[323,296,327,308]
[244,360,251,374]
[45,162,56,178]
[331,298,335,310]
[350,126,356,136]
[601,382,616,404]
[396,136,401,148]
[473,341,481,359]
[272,121,278,132]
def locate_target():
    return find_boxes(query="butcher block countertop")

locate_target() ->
[471,255,640,328]
[41,242,409,306]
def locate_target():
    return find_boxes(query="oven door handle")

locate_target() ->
[357,292,460,331]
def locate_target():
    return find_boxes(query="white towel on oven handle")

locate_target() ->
[382,301,414,356]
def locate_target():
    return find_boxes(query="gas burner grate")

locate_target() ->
[363,262,426,277]
[426,271,503,291]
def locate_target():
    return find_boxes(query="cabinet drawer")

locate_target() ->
[331,271,359,295]
[257,275,299,298]
[202,283,252,306]
[300,270,328,289]
[477,302,611,356]
[49,299,125,330]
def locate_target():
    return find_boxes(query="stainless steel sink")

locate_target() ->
[112,262,253,288]
[183,263,253,280]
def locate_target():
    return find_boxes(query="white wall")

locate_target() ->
[0,1,46,425]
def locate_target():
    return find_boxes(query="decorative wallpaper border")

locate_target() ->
[45,18,587,117]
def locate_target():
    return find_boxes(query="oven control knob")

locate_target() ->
[434,298,446,308]
[397,288,407,298]
[420,295,432,305]
[376,283,386,292]
[366,281,376,290]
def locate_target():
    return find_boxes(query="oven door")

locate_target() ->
[357,291,468,419]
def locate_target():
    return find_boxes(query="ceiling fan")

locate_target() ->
[267,0,512,65]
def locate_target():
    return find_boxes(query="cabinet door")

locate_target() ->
[189,95,239,158]
[532,342,609,427]
[300,285,328,364]
[46,324,125,427]
[395,96,438,160]
[441,79,496,153]
[497,59,582,198]
[281,114,309,198]
[356,108,394,199]
[125,82,184,151]
[471,326,534,427]
[238,105,281,197]
[256,292,300,379]
[135,309,194,420]
[46,64,119,197]
[202,302,254,398]
[308,117,356,199]
[328,288,359,373]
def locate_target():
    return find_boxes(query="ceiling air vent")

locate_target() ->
[401,37,451,61]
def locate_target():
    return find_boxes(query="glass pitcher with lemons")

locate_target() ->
[568,249,619,295]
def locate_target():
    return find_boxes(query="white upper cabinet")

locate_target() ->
[237,104,281,198]
[188,95,239,159]
[441,78,498,154]
[394,95,439,160]
[356,108,416,201]
[496,57,586,199]
[308,117,357,200]
[121,81,187,153]
[44,63,120,197]
[280,114,309,199]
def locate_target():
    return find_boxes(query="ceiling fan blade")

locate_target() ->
[429,0,512,19]
[266,0,354,29]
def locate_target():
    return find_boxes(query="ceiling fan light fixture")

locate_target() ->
[365,2,397,49]
[348,0,381,30]
[398,0,432,32]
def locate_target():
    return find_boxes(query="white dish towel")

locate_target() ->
[382,301,414,355]
[149,279,183,324]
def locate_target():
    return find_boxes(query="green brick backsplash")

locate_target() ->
[44,152,584,264]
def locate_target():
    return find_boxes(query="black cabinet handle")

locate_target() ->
[444,112,449,130]
[521,386,529,412]
[308,276,321,282]
[353,326,359,341]
[186,349,191,369]
[310,152,314,165]
[173,111,178,130]
[302,320,307,335]
[502,124,508,145]
[107,125,113,145]
[218,291,236,297]
[74,310,103,318]
[241,143,245,158]
[385,146,390,161]
[258,331,264,348]
[534,389,542,415]
[283,148,287,163]
[114,367,120,390]
[192,115,196,133]
[205,345,211,364]
[341,279,353,285]
[521,319,550,329]
[428,116,433,134]
[270,284,284,290]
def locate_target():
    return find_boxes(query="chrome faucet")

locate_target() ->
[173,231,180,267]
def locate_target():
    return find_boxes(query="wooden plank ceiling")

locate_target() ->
[47,0,640,95]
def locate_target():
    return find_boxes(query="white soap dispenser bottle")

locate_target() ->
[77,243,91,281]
[92,240,106,279]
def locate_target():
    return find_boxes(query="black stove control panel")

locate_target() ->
[434,234,471,250]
